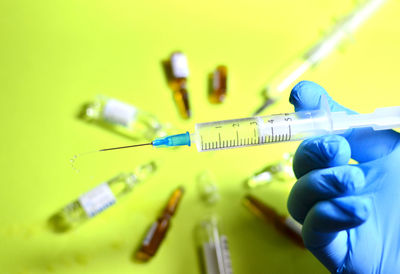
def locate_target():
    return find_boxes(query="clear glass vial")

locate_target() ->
[48,162,157,232]
[81,95,169,140]
[196,171,220,205]
[244,153,294,188]
[196,216,233,274]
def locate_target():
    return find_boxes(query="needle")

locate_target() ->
[99,142,153,152]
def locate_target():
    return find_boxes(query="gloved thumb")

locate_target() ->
[289,81,353,114]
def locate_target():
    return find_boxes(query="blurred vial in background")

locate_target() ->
[209,65,227,104]
[80,95,171,140]
[196,216,233,274]
[196,171,220,205]
[243,194,304,248]
[136,186,185,262]
[244,153,294,188]
[165,52,191,119]
[48,162,157,232]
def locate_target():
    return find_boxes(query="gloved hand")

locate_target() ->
[287,81,400,273]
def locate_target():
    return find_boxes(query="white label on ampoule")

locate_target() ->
[142,222,158,246]
[79,183,116,218]
[171,53,189,78]
[213,69,220,90]
[284,216,302,236]
[103,99,138,127]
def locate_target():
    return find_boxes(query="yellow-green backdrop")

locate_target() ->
[1,0,399,273]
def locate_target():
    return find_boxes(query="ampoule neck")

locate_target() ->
[125,173,139,187]
[81,95,109,121]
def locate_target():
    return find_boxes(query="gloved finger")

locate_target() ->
[288,165,365,224]
[289,81,400,163]
[293,134,351,179]
[289,81,354,114]
[301,196,372,271]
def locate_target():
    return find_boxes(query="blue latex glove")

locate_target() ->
[287,81,400,273]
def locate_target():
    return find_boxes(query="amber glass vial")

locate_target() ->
[243,194,304,248]
[136,186,185,261]
[167,52,191,119]
[209,65,227,104]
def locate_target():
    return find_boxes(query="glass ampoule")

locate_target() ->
[244,153,294,188]
[209,65,227,104]
[48,162,157,232]
[81,95,170,140]
[196,171,220,205]
[243,195,304,248]
[196,216,233,274]
[167,52,191,119]
[136,186,185,262]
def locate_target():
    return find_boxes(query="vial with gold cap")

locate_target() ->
[167,52,191,119]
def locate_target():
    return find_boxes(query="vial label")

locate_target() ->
[213,69,220,90]
[79,183,116,218]
[252,171,272,183]
[102,99,138,127]
[142,222,158,246]
[171,53,189,78]
[284,216,302,236]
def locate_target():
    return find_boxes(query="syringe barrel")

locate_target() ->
[330,106,400,132]
[193,109,332,152]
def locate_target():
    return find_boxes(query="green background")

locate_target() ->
[1,0,399,273]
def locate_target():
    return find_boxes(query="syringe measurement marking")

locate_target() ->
[201,134,290,150]
[200,120,293,150]
[221,236,233,274]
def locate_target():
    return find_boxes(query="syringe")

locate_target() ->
[100,97,400,152]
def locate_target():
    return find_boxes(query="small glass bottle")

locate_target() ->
[168,52,191,119]
[196,171,220,205]
[196,216,233,274]
[243,194,304,248]
[244,153,294,188]
[136,186,185,262]
[48,162,157,232]
[80,95,169,140]
[209,65,227,104]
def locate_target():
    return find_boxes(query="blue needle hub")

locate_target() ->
[152,132,191,148]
